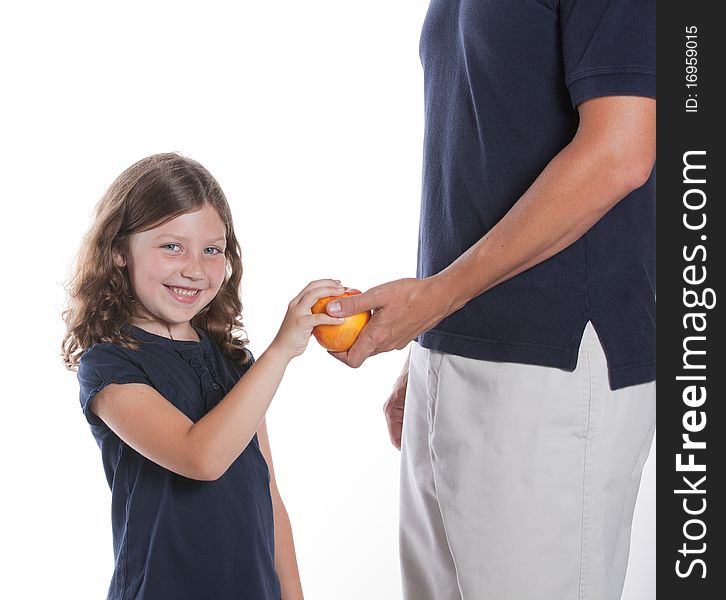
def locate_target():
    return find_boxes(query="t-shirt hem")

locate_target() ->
[567,70,656,108]
[418,330,575,370]
[609,361,655,390]
[418,330,655,391]
[566,66,656,86]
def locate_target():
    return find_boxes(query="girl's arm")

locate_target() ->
[257,417,304,600]
[90,280,345,481]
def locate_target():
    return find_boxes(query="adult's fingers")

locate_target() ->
[326,335,377,368]
[325,289,378,318]
[385,405,404,450]
[384,377,406,450]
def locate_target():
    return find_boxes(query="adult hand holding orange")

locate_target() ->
[311,289,371,352]
[322,277,454,368]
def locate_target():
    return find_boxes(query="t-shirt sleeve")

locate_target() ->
[559,0,655,108]
[233,350,255,381]
[77,343,151,427]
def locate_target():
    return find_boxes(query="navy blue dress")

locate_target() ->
[78,325,280,600]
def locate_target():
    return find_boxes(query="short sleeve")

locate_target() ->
[559,0,655,108]
[227,350,255,386]
[240,351,255,375]
[77,343,151,427]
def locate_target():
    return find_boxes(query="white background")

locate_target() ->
[0,2,655,598]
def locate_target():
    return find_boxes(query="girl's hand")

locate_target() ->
[270,279,347,361]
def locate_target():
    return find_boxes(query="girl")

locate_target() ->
[62,152,346,600]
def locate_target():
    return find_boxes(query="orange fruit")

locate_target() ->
[311,289,371,352]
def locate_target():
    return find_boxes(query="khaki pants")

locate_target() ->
[400,323,656,600]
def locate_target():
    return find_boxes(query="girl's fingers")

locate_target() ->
[306,313,346,327]
[300,285,346,309]
[290,279,342,305]
[303,279,342,293]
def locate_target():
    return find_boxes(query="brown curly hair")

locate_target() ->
[62,152,251,370]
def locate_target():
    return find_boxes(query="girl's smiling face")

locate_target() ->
[118,203,227,339]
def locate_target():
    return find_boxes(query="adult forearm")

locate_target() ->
[431,136,651,315]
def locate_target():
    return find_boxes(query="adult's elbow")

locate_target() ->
[576,95,656,199]
[601,148,655,203]
[624,155,655,192]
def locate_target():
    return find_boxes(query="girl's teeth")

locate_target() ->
[170,287,198,297]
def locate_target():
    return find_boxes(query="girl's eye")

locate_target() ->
[162,243,182,252]
[203,247,223,255]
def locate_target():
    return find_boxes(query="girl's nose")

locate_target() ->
[181,253,205,280]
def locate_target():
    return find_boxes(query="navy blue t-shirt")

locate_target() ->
[416,0,656,389]
[78,325,280,600]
